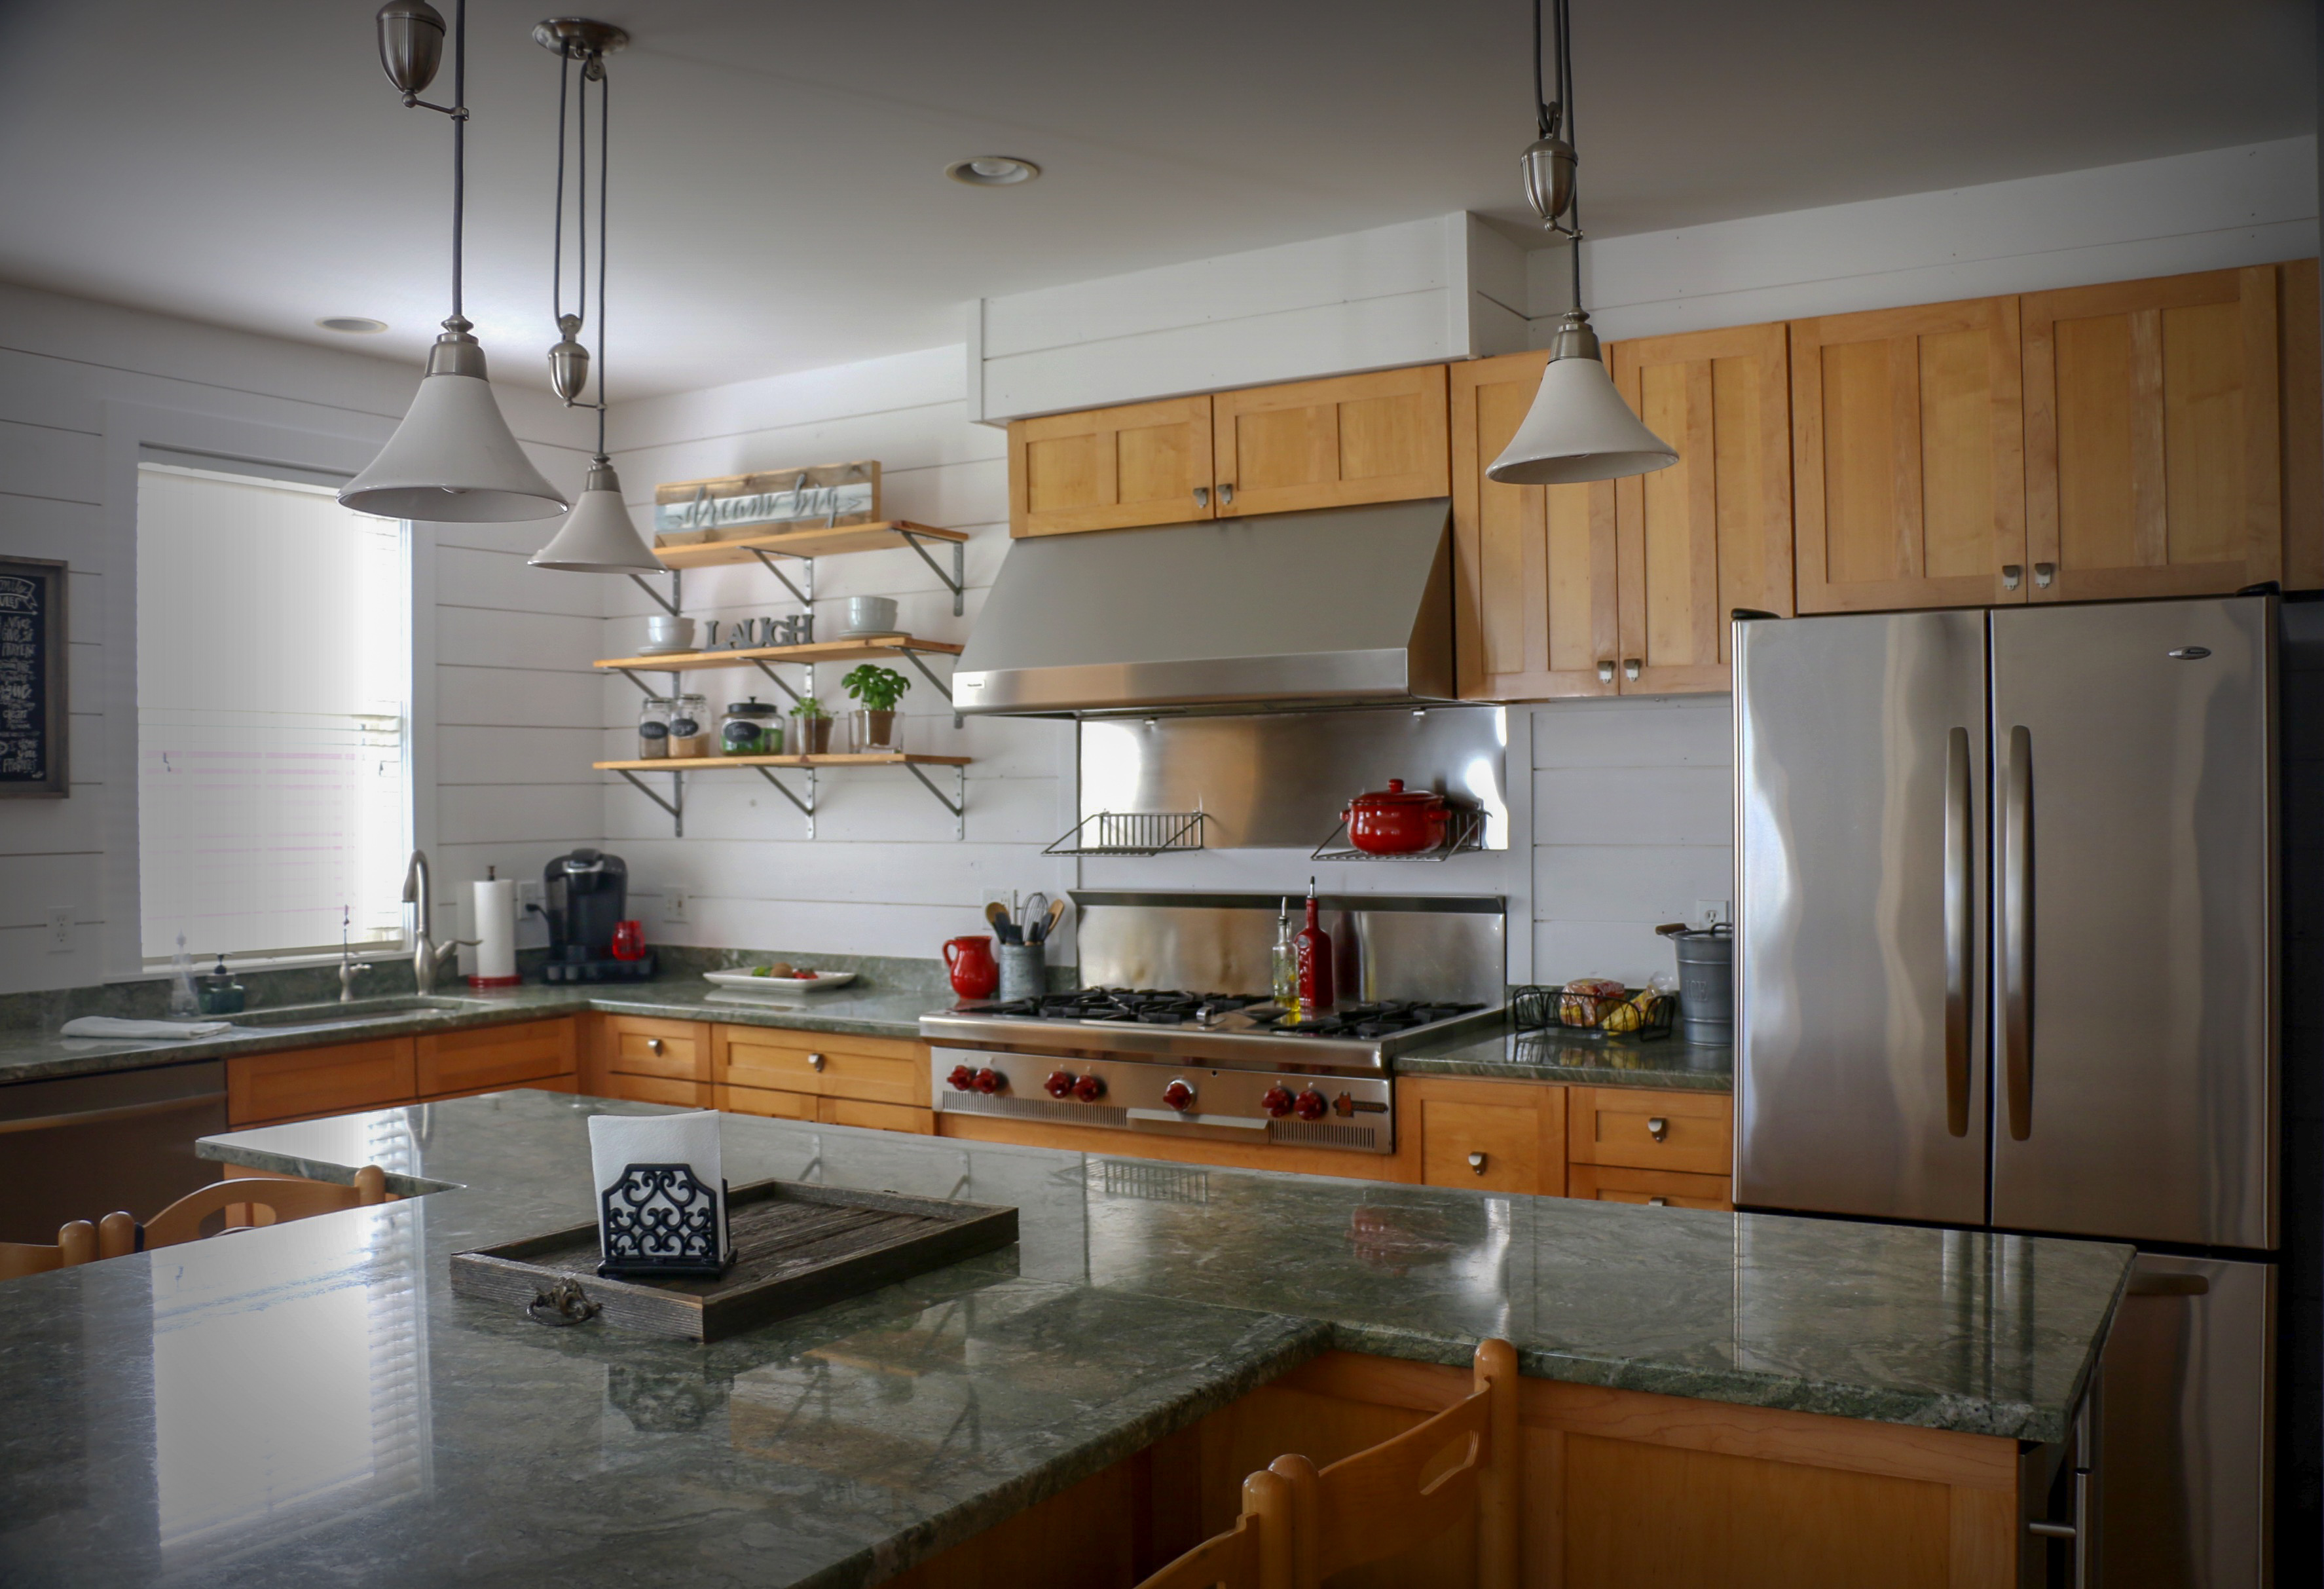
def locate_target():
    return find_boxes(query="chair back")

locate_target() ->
[1270,1338,1519,1589]
[0,1220,100,1281]
[141,1165,388,1249]
[1133,1465,1291,1589]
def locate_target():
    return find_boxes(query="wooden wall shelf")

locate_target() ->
[597,637,963,672]
[594,753,970,772]
[597,753,971,840]
[652,520,966,569]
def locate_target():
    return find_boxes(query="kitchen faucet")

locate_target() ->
[402,850,476,996]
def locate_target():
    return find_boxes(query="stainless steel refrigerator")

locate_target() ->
[1734,594,2277,1588]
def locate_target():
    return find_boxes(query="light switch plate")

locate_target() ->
[46,908,72,952]
[1691,899,1731,930]
[661,890,689,924]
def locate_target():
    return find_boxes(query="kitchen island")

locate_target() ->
[0,1089,2128,1587]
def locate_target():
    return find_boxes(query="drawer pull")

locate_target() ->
[1648,1196,1669,1206]
[1467,1151,1486,1175]
[808,1053,826,1072]
[1647,1116,1668,1143]
[646,1038,664,1056]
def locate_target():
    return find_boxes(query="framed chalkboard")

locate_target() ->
[0,556,67,797]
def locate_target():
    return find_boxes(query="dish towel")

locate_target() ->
[59,1017,235,1040]
[587,1110,730,1269]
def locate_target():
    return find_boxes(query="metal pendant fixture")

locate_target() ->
[528,18,664,573]
[343,1,569,523]
[1485,0,1676,487]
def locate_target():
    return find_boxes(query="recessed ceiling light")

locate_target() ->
[317,316,389,334]
[945,156,1040,187]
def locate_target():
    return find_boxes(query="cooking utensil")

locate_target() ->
[1021,893,1050,939]
[984,899,1021,946]
[1342,779,1449,855]
[1031,897,1067,945]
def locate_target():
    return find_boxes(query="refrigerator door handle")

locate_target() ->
[2002,723,2035,1140]
[1944,726,1973,1136]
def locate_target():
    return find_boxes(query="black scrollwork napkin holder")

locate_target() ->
[597,1162,734,1280]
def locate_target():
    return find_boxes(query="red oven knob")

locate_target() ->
[1260,1085,1295,1118]
[972,1067,1005,1094]
[1294,1089,1329,1121]
[947,1064,976,1092]
[1162,1078,1196,1112]
[1043,1070,1075,1099]
[1072,1074,1107,1103]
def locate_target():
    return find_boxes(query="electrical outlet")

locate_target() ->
[1692,899,1731,930]
[661,890,689,924]
[516,879,544,910]
[45,908,73,952]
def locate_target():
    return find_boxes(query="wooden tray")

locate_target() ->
[451,1178,1017,1343]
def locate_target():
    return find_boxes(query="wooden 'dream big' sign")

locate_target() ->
[0,557,66,798]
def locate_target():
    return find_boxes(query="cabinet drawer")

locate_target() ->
[820,1096,935,1135]
[1568,1089,1731,1176]
[417,1018,577,1098]
[714,1027,930,1108]
[1422,1100,1545,1194]
[1568,1163,1732,1210]
[717,1083,817,1121]
[614,1074,712,1108]
[228,1038,416,1126]
[604,1016,708,1081]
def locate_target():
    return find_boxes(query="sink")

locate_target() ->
[225,996,487,1030]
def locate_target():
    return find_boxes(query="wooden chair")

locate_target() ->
[141,1164,388,1248]
[1134,1467,1292,1589]
[1268,1338,1520,1589]
[0,1219,100,1281]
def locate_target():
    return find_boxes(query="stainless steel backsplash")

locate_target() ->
[1072,891,1505,1003]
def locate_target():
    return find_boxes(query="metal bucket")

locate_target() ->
[1667,925,1733,1046]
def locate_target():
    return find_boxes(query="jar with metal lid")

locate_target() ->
[721,697,783,757]
[667,694,711,759]
[636,696,672,759]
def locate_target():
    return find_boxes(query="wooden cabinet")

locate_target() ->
[1791,295,2028,613]
[2021,265,2283,601]
[1567,1163,1733,1210]
[1566,1087,1732,1207]
[1211,365,1449,518]
[720,1085,936,1135]
[227,1037,417,1127]
[714,1026,931,1111]
[1407,1075,1566,1195]
[588,1013,713,1107]
[1451,350,1619,700]
[1611,322,1796,691]
[416,1018,576,1099]
[1008,396,1214,538]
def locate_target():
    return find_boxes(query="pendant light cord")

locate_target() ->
[451,0,466,321]
[552,48,570,322]
[595,55,610,460]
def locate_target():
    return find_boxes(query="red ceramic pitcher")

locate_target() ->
[944,935,999,1000]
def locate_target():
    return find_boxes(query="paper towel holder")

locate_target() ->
[598,1163,733,1279]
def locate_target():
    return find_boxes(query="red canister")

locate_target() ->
[944,935,1000,1000]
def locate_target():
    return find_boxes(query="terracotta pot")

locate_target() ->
[1342,779,1448,855]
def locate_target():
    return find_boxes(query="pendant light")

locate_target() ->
[1485,0,1676,486]
[528,19,665,573]
[342,2,569,522]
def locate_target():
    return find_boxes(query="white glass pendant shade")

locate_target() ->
[530,460,663,572]
[341,327,569,522]
[1486,353,1678,485]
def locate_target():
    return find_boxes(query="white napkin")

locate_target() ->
[60,1017,234,1039]
[587,1111,729,1267]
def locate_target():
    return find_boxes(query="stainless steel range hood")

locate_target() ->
[951,498,1455,717]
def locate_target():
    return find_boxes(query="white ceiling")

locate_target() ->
[0,0,2312,398]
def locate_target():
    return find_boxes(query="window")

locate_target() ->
[136,462,411,963]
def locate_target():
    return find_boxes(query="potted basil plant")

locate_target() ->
[789,695,834,755]
[840,664,911,753]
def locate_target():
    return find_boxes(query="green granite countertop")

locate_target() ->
[0,1090,2128,1587]
[1396,1021,1734,1091]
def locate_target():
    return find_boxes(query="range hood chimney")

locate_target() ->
[951,498,1456,717]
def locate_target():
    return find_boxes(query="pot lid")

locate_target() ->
[724,697,778,715]
[1348,778,1444,808]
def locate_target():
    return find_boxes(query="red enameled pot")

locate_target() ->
[1342,779,1448,855]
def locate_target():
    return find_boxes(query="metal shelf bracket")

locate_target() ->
[747,658,805,707]
[896,646,963,728]
[755,765,817,839]
[745,546,815,609]
[903,762,967,840]
[615,768,684,836]
[896,529,967,618]
[629,566,682,618]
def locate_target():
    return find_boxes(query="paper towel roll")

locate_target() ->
[471,878,518,984]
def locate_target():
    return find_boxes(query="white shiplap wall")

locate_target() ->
[0,283,597,991]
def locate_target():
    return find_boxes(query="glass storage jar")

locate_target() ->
[636,696,672,759]
[667,694,711,758]
[721,698,782,756]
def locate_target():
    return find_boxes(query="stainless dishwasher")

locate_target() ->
[0,1062,227,1242]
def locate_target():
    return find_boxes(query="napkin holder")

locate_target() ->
[597,1162,735,1280]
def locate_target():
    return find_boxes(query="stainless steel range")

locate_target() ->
[921,893,1505,1155]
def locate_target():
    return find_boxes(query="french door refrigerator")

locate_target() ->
[1734,594,2276,1588]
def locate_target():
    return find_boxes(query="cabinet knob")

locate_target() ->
[1467,1151,1487,1174]
[1647,1116,1669,1142]
[1193,485,1209,508]
[1648,1196,1669,1206]
[2034,561,2056,588]
[2002,564,2023,589]
[646,1038,664,1055]
[1218,482,1235,507]
[808,1053,826,1072]
[1623,658,1642,682]
[1597,660,1615,684]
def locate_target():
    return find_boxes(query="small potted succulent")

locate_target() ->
[788,694,834,755]
[841,664,912,752]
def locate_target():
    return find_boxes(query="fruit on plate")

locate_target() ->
[752,962,794,979]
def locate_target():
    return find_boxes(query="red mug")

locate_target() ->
[610,919,646,961]
[944,935,999,1000]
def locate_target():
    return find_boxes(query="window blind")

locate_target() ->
[136,463,411,962]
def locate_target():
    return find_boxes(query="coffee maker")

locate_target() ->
[544,850,627,962]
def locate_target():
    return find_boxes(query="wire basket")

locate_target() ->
[1510,984,1674,1039]
[1044,810,1208,857]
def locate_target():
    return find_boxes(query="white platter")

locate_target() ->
[701,969,857,993]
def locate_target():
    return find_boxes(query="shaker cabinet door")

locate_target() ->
[1450,350,1618,701]
[1009,396,1215,538]
[1213,365,1449,518]
[1791,296,2028,612]
[1612,322,1794,693]
[2021,265,2283,601]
